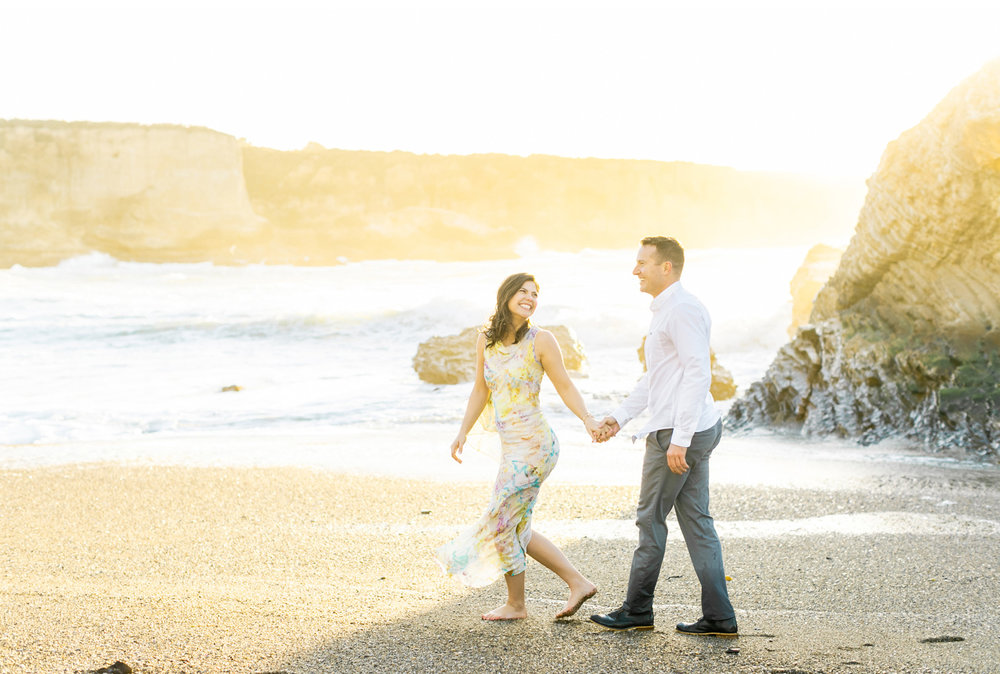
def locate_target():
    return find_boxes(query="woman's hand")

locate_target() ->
[584,415,602,442]
[450,435,466,463]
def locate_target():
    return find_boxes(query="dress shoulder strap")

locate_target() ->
[524,325,543,366]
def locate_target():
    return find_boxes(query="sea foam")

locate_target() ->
[1,246,807,447]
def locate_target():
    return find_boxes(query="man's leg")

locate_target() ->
[674,420,734,621]
[623,429,689,615]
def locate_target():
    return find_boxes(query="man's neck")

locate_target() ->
[648,277,680,299]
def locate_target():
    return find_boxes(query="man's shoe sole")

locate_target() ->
[595,623,654,631]
[675,628,738,637]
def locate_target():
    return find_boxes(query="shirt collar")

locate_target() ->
[650,281,683,312]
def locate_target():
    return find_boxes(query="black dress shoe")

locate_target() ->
[590,607,654,631]
[676,616,738,636]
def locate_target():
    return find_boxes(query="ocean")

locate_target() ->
[1,246,810,470]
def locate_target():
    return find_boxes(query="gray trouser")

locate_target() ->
[623,419,734,619]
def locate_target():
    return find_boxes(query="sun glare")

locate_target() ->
[0,1,998,178]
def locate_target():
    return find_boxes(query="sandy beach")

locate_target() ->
[1,436,998,674]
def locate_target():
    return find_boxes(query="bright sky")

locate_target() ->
[1,0,998,178]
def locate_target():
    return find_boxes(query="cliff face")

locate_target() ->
[241,146,863,263]
[728,59,1000,458]
[0,121,263,266]
[787,244,843,337]
[0,121,862,267]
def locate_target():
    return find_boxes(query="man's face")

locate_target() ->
[633,245,672,296]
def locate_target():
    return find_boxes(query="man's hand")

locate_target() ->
[666,443,689,474]
[594,417,620,442]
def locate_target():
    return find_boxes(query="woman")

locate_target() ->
[435,272,600,621]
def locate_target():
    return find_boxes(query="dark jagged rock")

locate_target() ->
[88,662,132,674]
[728,58,1000,459]
[919,636,965,644]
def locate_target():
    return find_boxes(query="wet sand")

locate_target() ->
[0,439,998,673]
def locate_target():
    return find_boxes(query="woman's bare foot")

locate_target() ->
[482,603,527,621]
[555,582,597,619]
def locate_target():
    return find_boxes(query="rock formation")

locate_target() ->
[0,119,864,267]
[241,146,864,263]
[728,58,1000,459]
[637,337,737,401]
[787,244,843,337]
[0,120,264,266]
[709,352,738,402]
[413,325,587,385]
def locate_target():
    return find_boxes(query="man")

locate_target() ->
[590,236,736,636]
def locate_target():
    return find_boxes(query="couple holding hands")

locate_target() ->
[434,236,737,636]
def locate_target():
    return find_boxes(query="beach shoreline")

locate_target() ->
[1,437,998,673]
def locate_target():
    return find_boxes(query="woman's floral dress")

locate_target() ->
[435,326,559,587]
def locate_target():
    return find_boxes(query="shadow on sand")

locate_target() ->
[273,537,752,674]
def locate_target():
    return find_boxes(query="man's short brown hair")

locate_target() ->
[641,236,684,274]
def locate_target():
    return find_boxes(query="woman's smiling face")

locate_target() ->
[507,281,538,321]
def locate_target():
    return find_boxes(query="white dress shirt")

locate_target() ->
[611,281,720,447]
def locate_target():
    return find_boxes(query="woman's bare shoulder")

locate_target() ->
[532,327,560,351]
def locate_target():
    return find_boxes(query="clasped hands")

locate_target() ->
[584,415,619,443]
[583,416,689,472]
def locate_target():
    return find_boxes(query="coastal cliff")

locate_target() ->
[0,119,862,267]
[241,146,862,262]
[0,121,263,266]
[727,58,1000,459]
[787,244,843,337]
